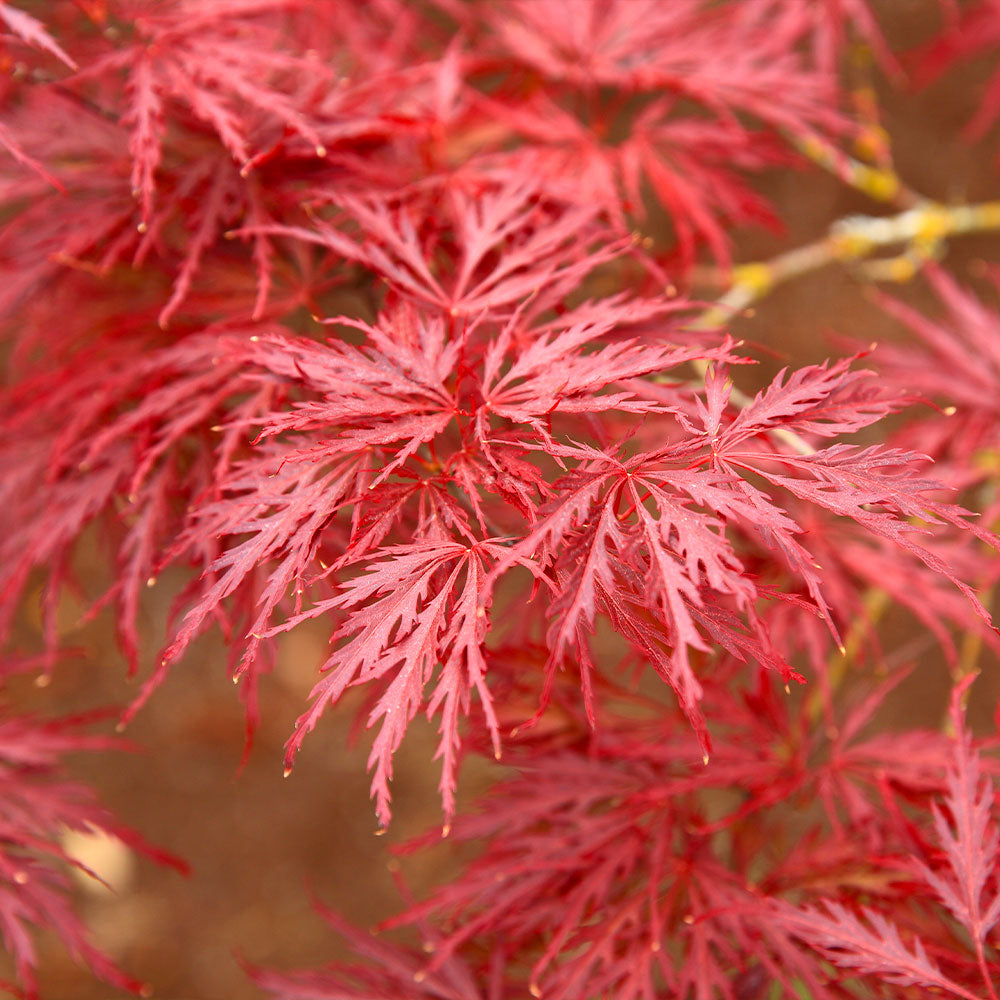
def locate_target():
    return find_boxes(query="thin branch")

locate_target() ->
[683,198,1000,455]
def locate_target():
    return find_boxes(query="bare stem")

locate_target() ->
[684,198,1000,455]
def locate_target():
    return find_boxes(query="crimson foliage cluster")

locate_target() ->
[3,1,1000,998]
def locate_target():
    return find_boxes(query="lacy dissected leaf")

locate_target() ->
[768,0,895,74]
[624,105,784,269]
[724,443,996,622]
[149,345,476,697]
[276,540,516,827]
[394,737,832,1000]
[4,4,1000,953]
[777,901,979,998]
[0,94,141,354]
[813,671,953,841]
[773,678,1000,1000]
[470,349,981,746]
[441,0,857,268]
[1,2,467,331]
[0,333,270,666]
[879,270,1000,408]
[915,680,1000,963]
[171,296,731,706]
[147,451,364,719]
[0,676,185,999]
[252,896,491,1000]
[257,178,626,320]
[244,308,459,483]
[489,0,840,135]
[0,118,63,189]
[472,91,784,267]
[695,360,995,633]
[0,90,288,338]
[916,0,1000,136]
[716,356,906,448]
[0,2,76,69]
[478,313,739,437]
[875,270,1000,499]
[800,522,998,665]
[490,441,798,737]
[69,0,330,219]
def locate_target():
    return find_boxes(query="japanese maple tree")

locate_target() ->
[3,1,1000,997]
